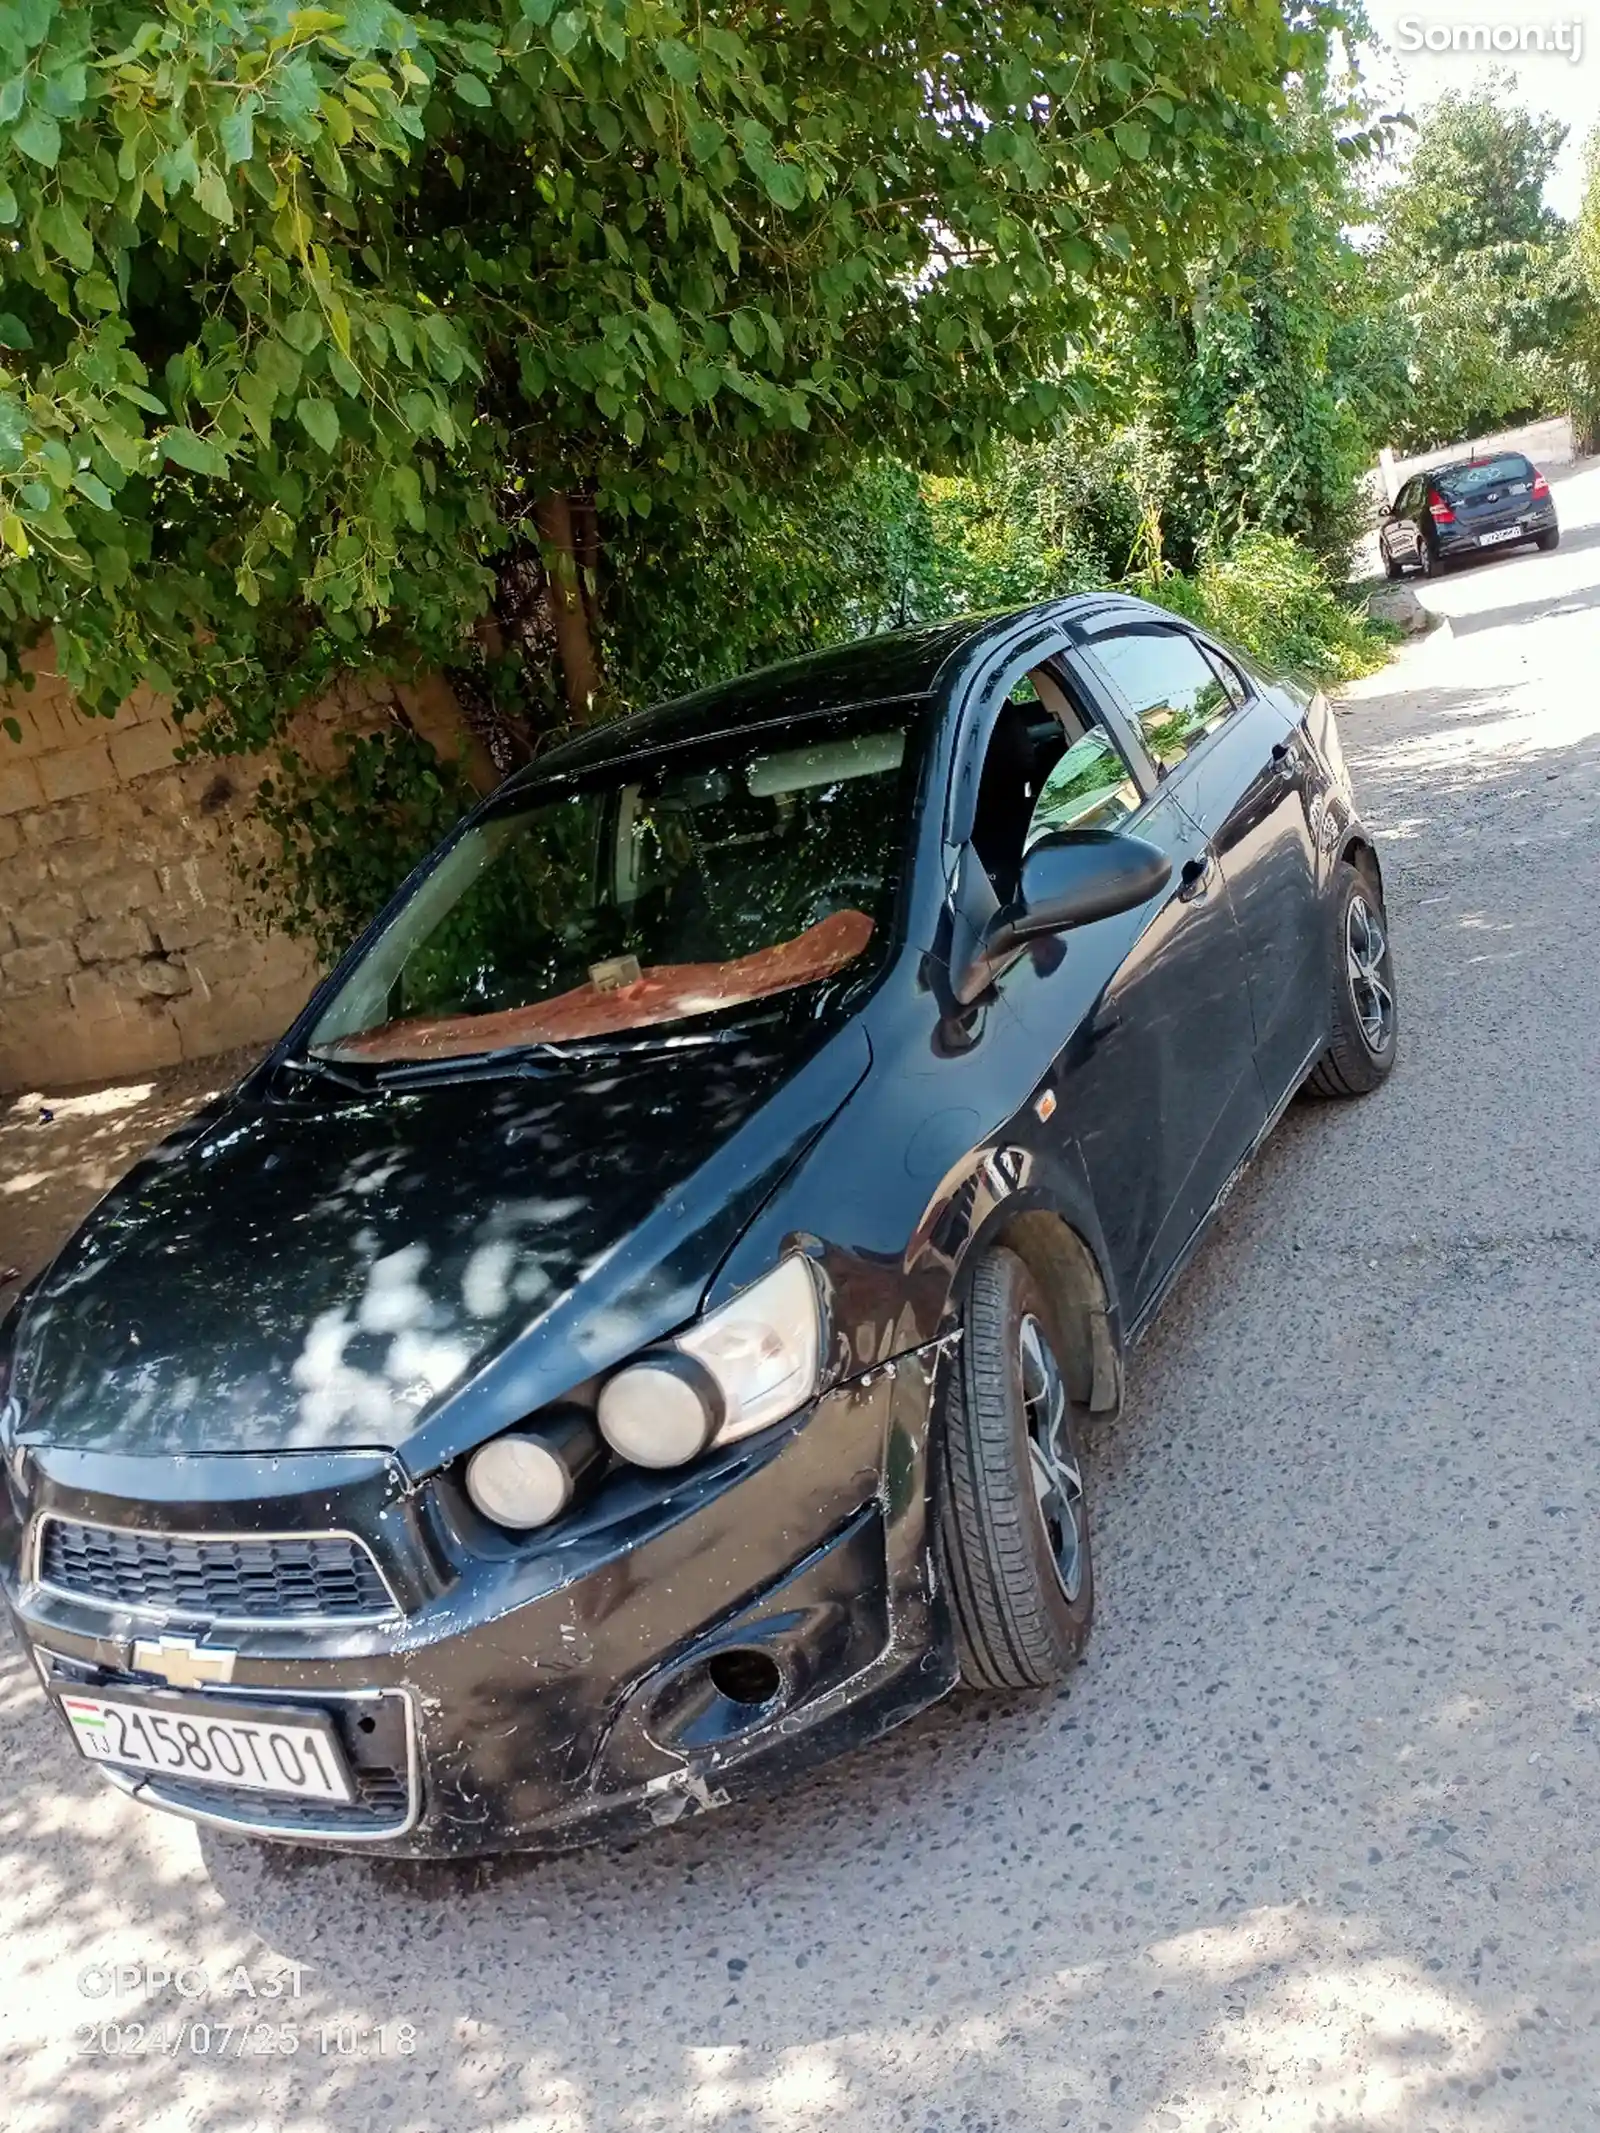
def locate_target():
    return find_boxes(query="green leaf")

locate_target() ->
[656,38,699,85]
[550,11,585,56]
[72,470,116,510]
[296,396,340,452]
[283,312,325,354]
[1113,120,1150,164]
[1,715,21,742]
[0,517,27,559]
[686,117,724,164]
[729,310,761,358]
[0,182,17,226]
[162,428,226,476]
[644,302,681,360]
[0,313,32,350]
[196,165,235,225]
[455,74,492,107]
[11,108,60,167]
[219,101,256,166]
[762,162,806,210]
[38,200,93,271]
[75,274,119,313]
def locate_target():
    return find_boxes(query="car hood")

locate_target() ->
[9,1025,870,1470]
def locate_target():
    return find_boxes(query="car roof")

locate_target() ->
[506,607,1101,785]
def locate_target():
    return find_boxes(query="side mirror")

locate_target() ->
[953,830,1171,1005]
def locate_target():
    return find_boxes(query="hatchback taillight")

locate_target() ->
[1532,473,1550,499]
[1427,489,1455,524]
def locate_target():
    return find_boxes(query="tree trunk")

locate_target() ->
[535,491,602,721]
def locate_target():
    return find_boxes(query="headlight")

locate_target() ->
[596,1256,822,1470]
[464,1409,604,1529]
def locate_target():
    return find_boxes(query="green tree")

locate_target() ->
[0,0,1344,765]
[1568,125,1600,452]
[1380,74,1566,268]
[1372,74,1573,448]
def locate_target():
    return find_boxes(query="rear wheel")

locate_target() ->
[1419,539,1442,579]
[1537,528,1560,552]
[936,1248,1094,1690]
[1306,860,1398,1099]
[1381,544,1400,581]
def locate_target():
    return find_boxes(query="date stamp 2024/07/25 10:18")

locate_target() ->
[73,1959,421,2058]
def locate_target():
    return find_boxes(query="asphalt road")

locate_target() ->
[5,468,1600,2132]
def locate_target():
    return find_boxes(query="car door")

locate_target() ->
[1068,617,1326,1113]
[1379,481,1409,566]
[1390,479,1426,567]
[954,643,1264,1321]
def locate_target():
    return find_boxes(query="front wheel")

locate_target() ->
[1305,861,1398,1098]
[936,1248,1094,1690]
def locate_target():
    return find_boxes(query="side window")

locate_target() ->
[970,659,1140,898]
[1079,626,1236,777]
[1026,730,1140,845]
[1200,643,1250,712]
[970,667,1066,902]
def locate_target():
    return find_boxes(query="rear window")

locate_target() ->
[1439,456,1534,500]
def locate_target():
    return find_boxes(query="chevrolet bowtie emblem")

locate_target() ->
[130,1636,238,1689]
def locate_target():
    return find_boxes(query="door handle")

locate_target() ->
[1178,853,1214,902]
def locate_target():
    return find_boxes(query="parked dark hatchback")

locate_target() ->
[1380,451,1559,577]
[0,596,1397,1856]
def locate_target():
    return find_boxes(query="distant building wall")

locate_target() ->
[0,660,474,1093]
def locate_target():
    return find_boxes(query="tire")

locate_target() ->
[1305,860,1398,1099]
[1419,539,1441,579]
[1381,545,1400,581]
[936,1248,1094,1689]
[1537,529,1559,552]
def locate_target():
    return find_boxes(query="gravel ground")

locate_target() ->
[3,468,1600,2132]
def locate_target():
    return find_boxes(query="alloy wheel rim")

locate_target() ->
[1018,1314,1086,1604]
[1346,894,1394,1055]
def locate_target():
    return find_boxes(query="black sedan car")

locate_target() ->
[1379,451,1559,577]
[0,596,1397,1857]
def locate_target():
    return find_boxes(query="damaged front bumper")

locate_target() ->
[1,1349,955,1857]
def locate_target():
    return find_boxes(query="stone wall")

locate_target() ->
[0,661,477,1093]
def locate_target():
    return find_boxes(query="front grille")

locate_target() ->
[144,1764,412,1837]
[37,1520,395,1624]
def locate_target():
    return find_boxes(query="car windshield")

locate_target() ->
[1439,456,1533,500]
[307,708,923,1064]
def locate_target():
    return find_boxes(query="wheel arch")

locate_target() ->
[958,1193,1123,1419]
[1340,833,1385,905]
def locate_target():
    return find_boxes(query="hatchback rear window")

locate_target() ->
[1438,456,1534,500]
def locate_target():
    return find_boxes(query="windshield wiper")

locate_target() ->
[364,1023,771,1091]
[277,1053,378,1096]
[369,1043,578,1090]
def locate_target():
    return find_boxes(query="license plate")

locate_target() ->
[58,1689,354,1802]
[1479,525,1522,546]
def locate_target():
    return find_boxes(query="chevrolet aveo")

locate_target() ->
[0,596,1397,1857]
